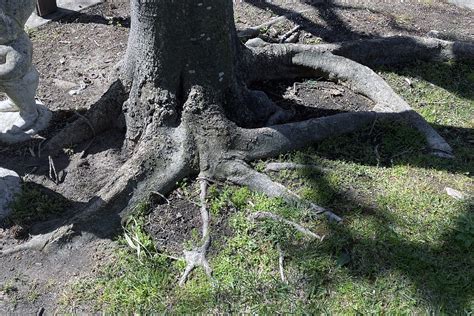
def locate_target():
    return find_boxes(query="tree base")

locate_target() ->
[1,32,468,287]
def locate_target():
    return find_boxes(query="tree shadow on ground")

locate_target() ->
[313,120,472,174]
[243,0,414,42]
[285,150,473,312]
[289,195,473,312]
[375,60,474,102]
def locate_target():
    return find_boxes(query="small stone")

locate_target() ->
[445,187,466,200]
[427,30,440,38]
[0,167,21,221]
[245,38,268,48]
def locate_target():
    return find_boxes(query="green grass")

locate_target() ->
[65,60,473,313]
[8,183,69,225]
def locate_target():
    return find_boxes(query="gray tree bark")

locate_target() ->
[122,0,241,139]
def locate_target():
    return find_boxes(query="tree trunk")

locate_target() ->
[123,0,241,140]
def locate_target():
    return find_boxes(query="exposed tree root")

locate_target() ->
[244,44,455,157]
[1,128,193,256]
[45,80,128,155]
[222,160,342,223]
[249,211,324,241]
[292,51,454,157]
[238,111,377,161]
[0,225,74,256]
[246,36,474,74]
[6,14,470,291]
[265,162,328,173]
[179,179,213,286]
[249,210,324,285]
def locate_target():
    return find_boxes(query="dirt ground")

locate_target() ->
[0,0,472,313]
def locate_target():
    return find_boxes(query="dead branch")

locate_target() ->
[277,243,287,284]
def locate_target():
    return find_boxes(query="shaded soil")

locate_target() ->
[235,0,473,43]
[144,188,235,256]
[251,79,374,122]
[0,0,472,314]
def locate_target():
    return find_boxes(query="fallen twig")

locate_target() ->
[280,25,302,43]
[277,243,287,284]
[48,156,59,184]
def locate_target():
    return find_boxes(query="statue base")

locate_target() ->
[0,101,52,144]
[0,167,21,221]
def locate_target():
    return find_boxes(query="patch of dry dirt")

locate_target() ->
[144,188,235,257]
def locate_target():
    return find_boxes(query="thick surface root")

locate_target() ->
[246,36,474,75]
[292,52,453,156]
[0,225,74,256]
[237,111,376,161]
[6,29,468,288]
[1,128,193,255]
[244,44,455,157]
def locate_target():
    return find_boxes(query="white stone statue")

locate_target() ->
[0,0,51,143]
[0,167,20,221]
